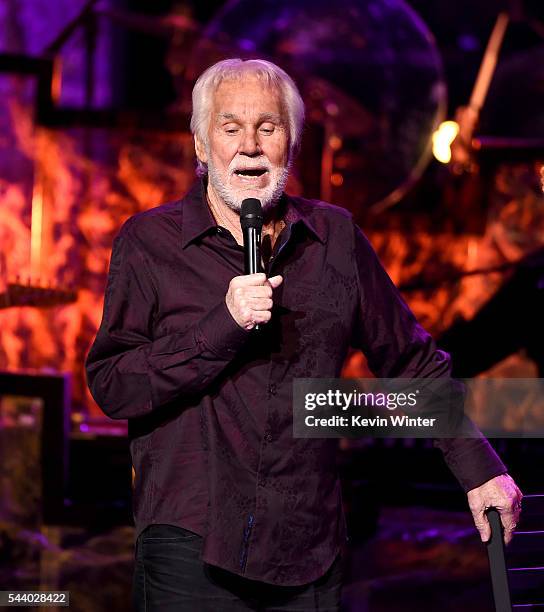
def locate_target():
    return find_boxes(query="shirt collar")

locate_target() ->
[181,178,326,249]
[180,180,217,249]
[282,194,326,245]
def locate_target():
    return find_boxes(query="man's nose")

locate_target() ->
[239,129,261,157]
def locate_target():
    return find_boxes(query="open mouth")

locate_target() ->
[233,168,268,177]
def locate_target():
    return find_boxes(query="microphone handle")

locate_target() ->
[244,227,262,275]
[243,227,262,330]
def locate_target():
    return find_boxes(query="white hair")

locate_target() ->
[190,58,305,176]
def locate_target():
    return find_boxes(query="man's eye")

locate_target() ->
[225,128,239,134]
[260,127,274,134]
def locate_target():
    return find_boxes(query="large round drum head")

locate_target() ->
[186,0,446,212]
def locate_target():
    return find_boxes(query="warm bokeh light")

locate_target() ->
[432,120,459,163]
[30,179,44,281]
[328,135,343,151]
[331,172,344,187]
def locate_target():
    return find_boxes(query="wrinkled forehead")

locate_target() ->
[210,75,286,122]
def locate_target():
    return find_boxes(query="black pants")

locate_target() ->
[132,524,342,611]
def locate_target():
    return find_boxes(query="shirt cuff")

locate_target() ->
[196,299,250,359]
[439,437,508,492]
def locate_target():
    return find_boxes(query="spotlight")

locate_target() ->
[432,121,460,164]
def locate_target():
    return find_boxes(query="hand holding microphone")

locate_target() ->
[226,273,282,331]
[225,198,282,331]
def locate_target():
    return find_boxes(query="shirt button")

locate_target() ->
[216,227,223,234]
[269,383,277,396]
[264,433,273,443]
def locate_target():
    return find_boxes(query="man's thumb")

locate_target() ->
[475,514,491,542]
[268,275,283,289]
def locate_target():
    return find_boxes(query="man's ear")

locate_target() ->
[194,135,208,164]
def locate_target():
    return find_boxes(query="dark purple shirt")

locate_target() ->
[85,181,506,586]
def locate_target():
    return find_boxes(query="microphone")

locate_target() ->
[240,198,264,329]
[240,198,263,275]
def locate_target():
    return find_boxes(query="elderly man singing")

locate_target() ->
[86,59,522,611]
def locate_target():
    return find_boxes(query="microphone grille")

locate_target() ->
[240,198,263,230]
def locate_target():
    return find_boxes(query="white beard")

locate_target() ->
[206,150,290,213]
